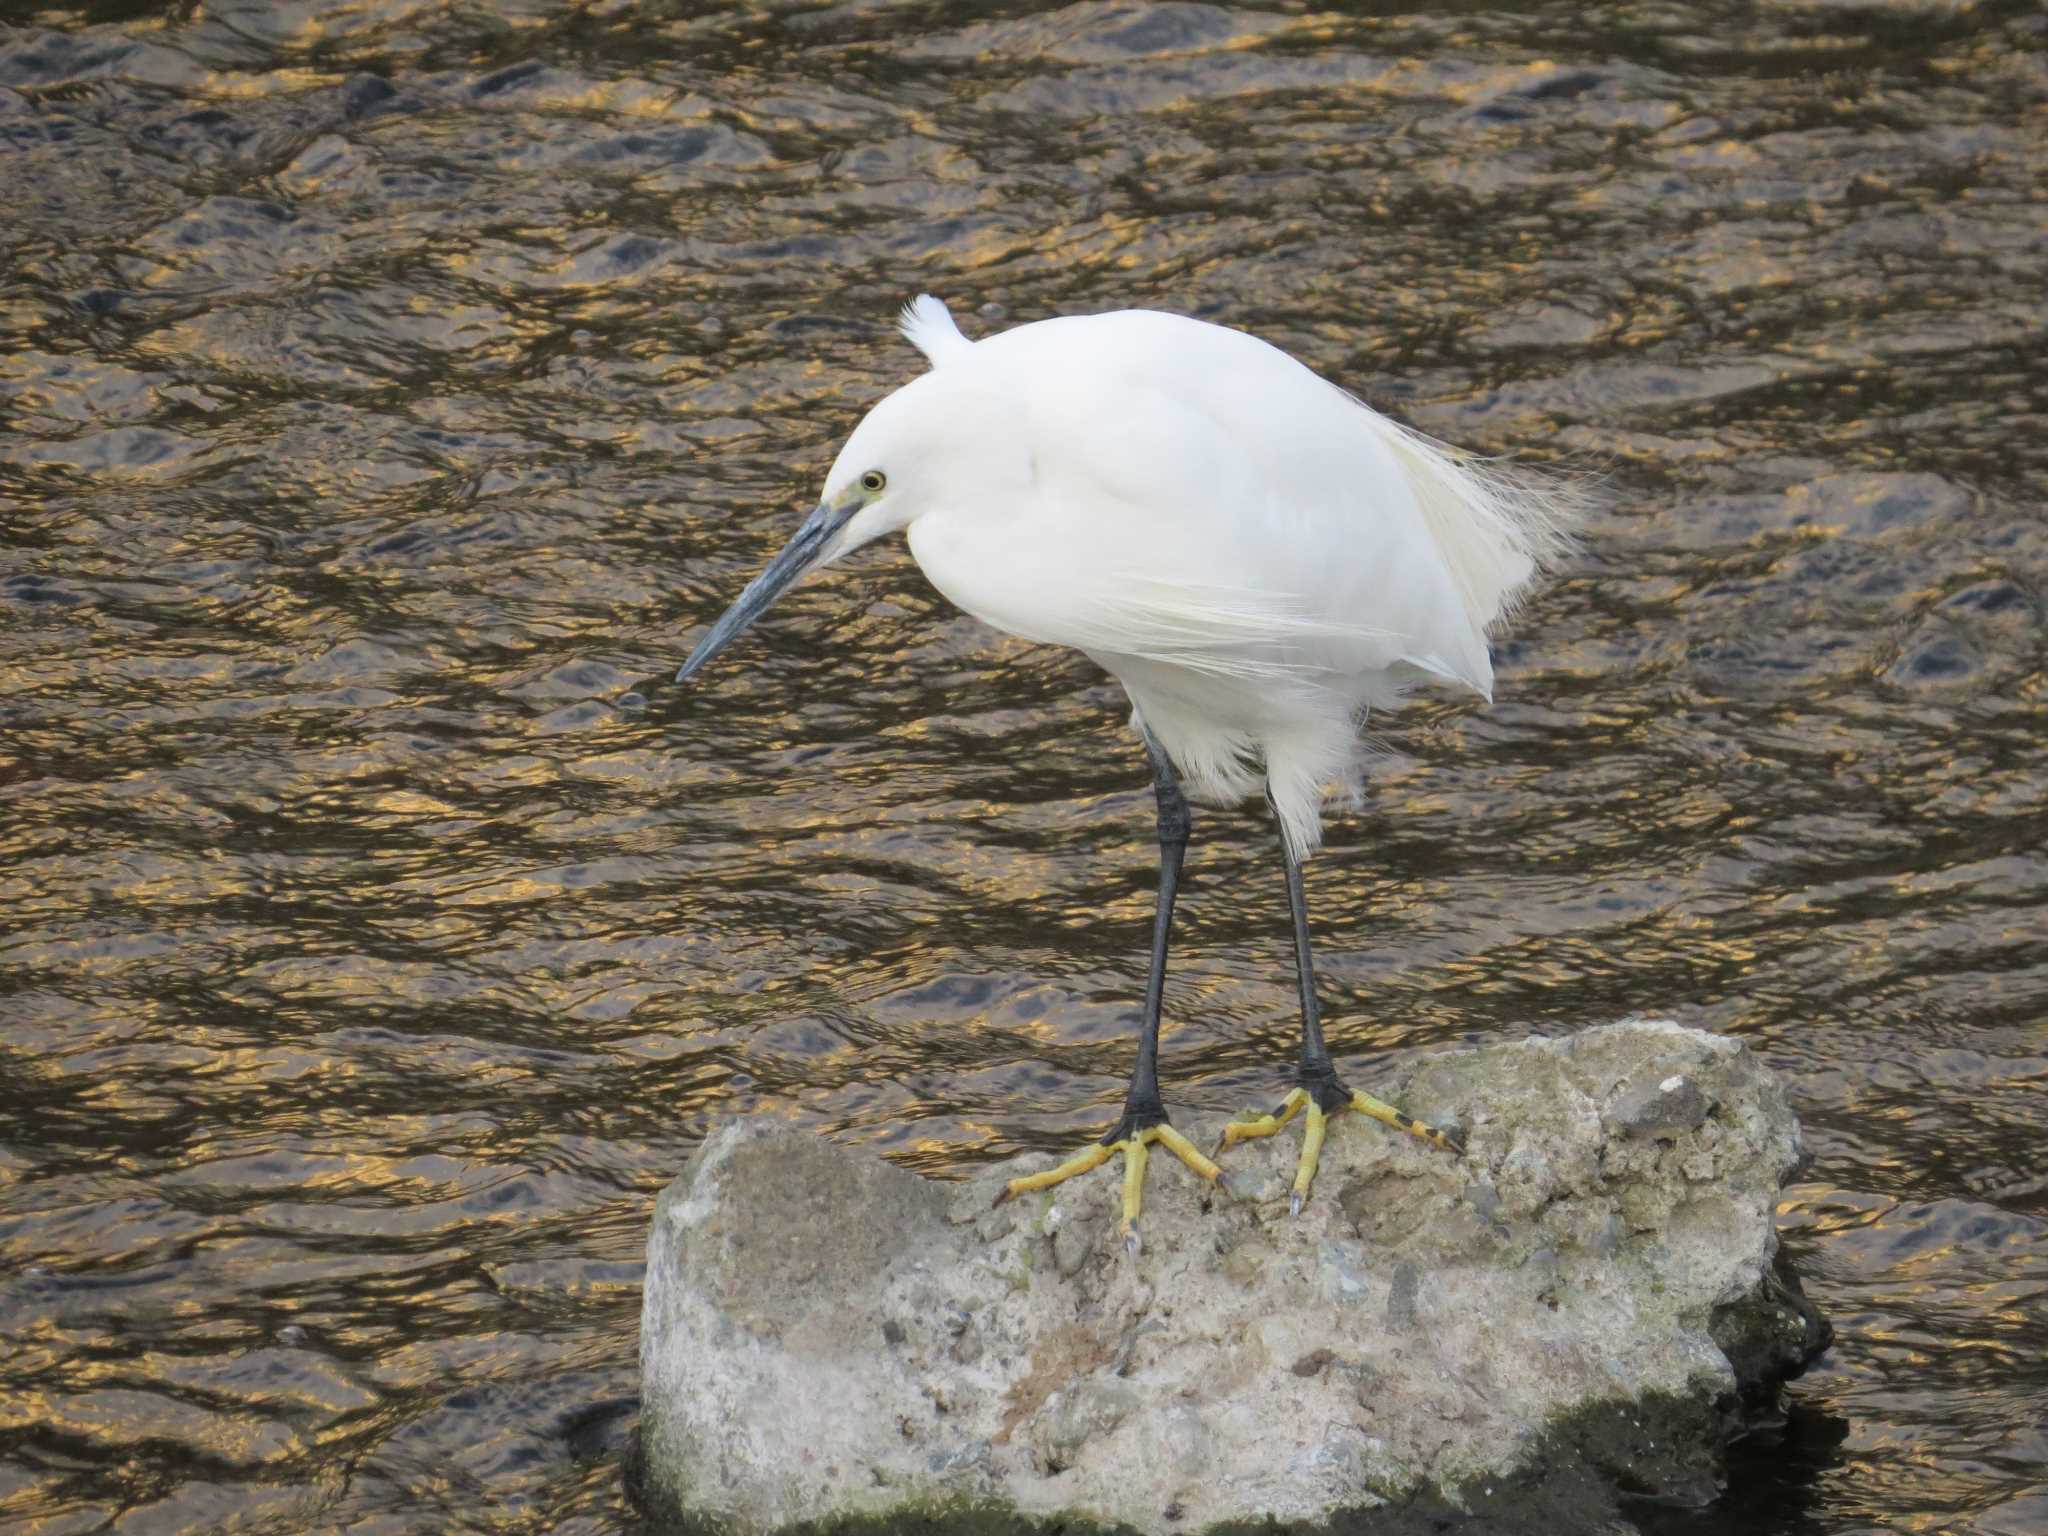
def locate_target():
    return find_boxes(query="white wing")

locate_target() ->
[896,306,1582,856]
[944,312,1563,698]
[954,569,1405,683]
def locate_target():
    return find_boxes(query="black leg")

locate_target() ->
[1214,791,1462,1213]
[1104,726,1189,1142]
[1270,792,1350,1115]
[996,725,1229,1244]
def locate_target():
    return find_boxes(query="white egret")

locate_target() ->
[677,296,1577,1246]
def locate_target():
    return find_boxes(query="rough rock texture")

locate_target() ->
[637,1020,1830,1535]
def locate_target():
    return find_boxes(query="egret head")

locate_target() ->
[675,367,987,683]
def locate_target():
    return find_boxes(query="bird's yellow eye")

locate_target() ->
[860,470,886,494]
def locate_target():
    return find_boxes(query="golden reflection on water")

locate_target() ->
[0,0,2045,1533]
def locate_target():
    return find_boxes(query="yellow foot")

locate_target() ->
[995,1121,1238,1253]
[1219,1084,1462,1214]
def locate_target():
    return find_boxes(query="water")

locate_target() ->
[1,2,2043,1532]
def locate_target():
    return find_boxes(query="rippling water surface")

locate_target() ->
[2,1,2044,1531]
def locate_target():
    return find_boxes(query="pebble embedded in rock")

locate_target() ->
[1607,1071,1714,1139]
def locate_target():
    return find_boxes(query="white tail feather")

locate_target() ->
[1349,397,1587,633]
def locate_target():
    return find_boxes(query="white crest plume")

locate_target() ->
[898,294,975,367]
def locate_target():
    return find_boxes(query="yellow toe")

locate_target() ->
[1217,1087,1310,1152]
[997,1119,1231,1247]
[1214,1080,1462,1213]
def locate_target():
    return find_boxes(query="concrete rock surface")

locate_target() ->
[636,1020,1830,1534]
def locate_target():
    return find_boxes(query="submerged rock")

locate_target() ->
[636,1020,1829,1534]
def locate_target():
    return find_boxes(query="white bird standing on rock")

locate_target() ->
[677,296,1578,1247]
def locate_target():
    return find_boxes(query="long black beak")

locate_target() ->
[676,499,855,683]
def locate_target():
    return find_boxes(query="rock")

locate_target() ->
[636,1020,1830,1534]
